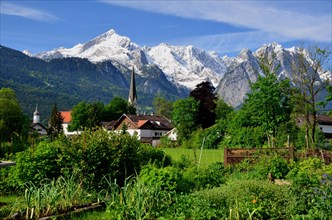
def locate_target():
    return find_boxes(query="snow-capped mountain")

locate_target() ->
[216,43,331,107]
[35,29,147,68]
[35,29,227,90]
[144,43,227,89]
[34,29,331,107]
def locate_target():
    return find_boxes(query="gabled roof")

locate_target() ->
[30,122,47,130]
[101,121,117,130]
[137,120,149,128]
[113,114,174,130]
[317,115,332,125]
[60,111,72,123]
[297,115,332,127]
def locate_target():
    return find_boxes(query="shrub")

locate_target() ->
[139,165,190,193]
[183,162,226,190]
[138,144,172,167]
[194,179,293,219]
[307,174,332,219]
[158,194,220,220]
[173,154,194,169]
[254,155,290,179]
[286,158,332,217]
[5,129,143,192]
[287,157,327,188]
[6,141,61,190]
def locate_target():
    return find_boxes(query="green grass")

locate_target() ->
[0,195,20,218]
[162,148,224,167]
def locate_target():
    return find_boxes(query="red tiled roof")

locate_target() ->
[60,111,72,123]
[137,120,148,128]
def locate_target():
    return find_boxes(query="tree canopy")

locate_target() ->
[153,94,173,119]
[292,46,331,146]
[0,88,27,143]
[104,97,136,121]
[69,97,136,131]
[189,81,217,129]
[48,103,64,140]
[172,97,199,141]
[242,74,293,138]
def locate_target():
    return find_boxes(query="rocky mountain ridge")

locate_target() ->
[28,29,332,107]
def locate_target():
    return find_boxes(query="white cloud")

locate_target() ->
[167,30,293,55]
[1,2,59,22]
[101,0,331,43]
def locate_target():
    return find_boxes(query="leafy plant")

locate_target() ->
[254,155,290,179]
[183,162,226,190]
[11,174,91,219]
[195,179,293,219]
[139,165,190,193]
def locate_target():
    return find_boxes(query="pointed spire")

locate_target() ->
[128,66,137,106]
[33,104,40,124]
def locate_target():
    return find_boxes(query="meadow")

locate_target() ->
[162,147,224,167]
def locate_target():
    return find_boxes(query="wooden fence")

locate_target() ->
[224,147,295,165]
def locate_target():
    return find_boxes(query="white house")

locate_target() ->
[317,115,332,139]
[297,115,332,139]
[165,128,178,141]
[109,114,174,146]
[60,111,81,136]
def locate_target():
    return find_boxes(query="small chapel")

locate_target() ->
[30,105,47,135]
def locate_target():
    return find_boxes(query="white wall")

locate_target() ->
[33,124,47,135]
[62,123,81,136]
[319,124,332,134]
[127,129,168,139]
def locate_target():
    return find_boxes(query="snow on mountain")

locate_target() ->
[216,42,331,107]
[35,29,146,69]
[144,43,227,89]
[33,30,330,106]
[34,29,227,89]
[22,50,33,57]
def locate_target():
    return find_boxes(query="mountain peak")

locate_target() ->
[22,50,32,57]
[83,29,135,51]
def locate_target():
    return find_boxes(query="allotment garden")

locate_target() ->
[1,129,332,220]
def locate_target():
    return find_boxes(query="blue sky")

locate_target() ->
[1,0,331,57]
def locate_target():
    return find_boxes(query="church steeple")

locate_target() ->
[128,66,137,106]
[33,104,40,124]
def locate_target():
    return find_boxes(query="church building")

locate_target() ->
[30,105,47,135]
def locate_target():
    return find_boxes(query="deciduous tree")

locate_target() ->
[69,101,104,131]
[103,97,136,121]
[215,98,233,121]
[189,81,217,129]
[0,88,27,142]
[292,46,331,147]
[153,94,173,119]
[172,97,199,141]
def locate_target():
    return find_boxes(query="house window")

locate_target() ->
[155,132,162,136]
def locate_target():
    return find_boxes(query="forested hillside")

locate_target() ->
[0,45,187,119]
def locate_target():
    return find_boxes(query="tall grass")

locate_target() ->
[101,177,173,220]
[12,174,92,219]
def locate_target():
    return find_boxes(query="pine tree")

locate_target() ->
[48,104,64,140]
